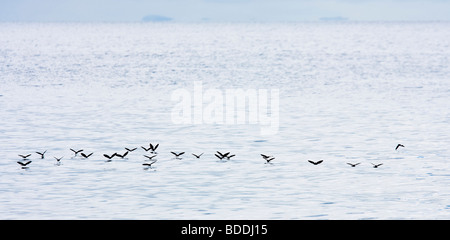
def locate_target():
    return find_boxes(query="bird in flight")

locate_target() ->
[144,154,157,160]
[17,160,32,168]
[141,146,151,152]
[149,143,159,154]
[308,160,323,165]
[265,157,275,164]
[125,147,137,152]
[18,154,31,159]
[35,150,47,159]
[171,152,185,159]
[80,152,93,159]
[226,154,235,160]
[103,153,117,160]
[115,151,129,159]
[70,149,84,156]
[371,163,383,168]
[261,154,275,163]
[54,156,64,162]
[215,151,230,160]
[395,144,405,150]
[192,153,203,159]
[143,160,157,169]
[347,162,361,167]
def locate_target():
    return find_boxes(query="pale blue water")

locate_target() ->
[0,22,449,219]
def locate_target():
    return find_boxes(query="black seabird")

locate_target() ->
[226,154,235,160]
[215,151,230,160]
[371,163,383,168]
[80,152,93,159]
[143,160,157,168]
[125,147,137,152]
[54,156,64,162]
[141,146,151,152]
[70,149,84,156]
[103,153,117,160]
[149,143,159,154]
[308,160,323,165]
[171,152,185,159]
[35,150,47,159]
[395,144,405,150]
[347,162,361,167]
[192,153,203,159]
[17,160,32,168]
[144,154,157,160]
[261,154,275,163]
[18,154,31,159]
[115,151,129,159]
[264,157,275,164]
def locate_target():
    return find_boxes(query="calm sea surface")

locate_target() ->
[0,22,449,219]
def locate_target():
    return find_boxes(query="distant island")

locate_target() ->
[142,15,173,22]
[319,16,349,21]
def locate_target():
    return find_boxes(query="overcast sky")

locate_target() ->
[1,0,449,22]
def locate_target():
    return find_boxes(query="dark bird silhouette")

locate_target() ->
[149,143,159,153]
[143,160,157,168]
[226,154,235,160]
[35,150,47,159]
[54,156,64,162]
[261,154,273,159]
[80,152,93,159]
[371,163,383,168]
[70,149,84,156]
[395,144,405,150]
[264,157,275,164]
[347,162,361,167]
[192,153,203,159]
[171,152,185,159]
[125,147,137,152]
[103,153,117,160]
[308,160,323,165]
[261,154,275,163]
[17,160,32,167]
[18,154,31,159]
[115,151,129,159]
[141,146,151,152]
[215,151,230,160]
[144,154,157,160]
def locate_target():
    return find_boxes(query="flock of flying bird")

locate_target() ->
[15,143,405,170]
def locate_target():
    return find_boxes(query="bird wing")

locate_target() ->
[308,160,315,164]
[215,154,223,159]
[261,154,270,159]
[317,160,323,164]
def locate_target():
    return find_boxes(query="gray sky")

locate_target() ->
[1,0,449,22]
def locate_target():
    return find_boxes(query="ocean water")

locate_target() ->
[0,22,449,219]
